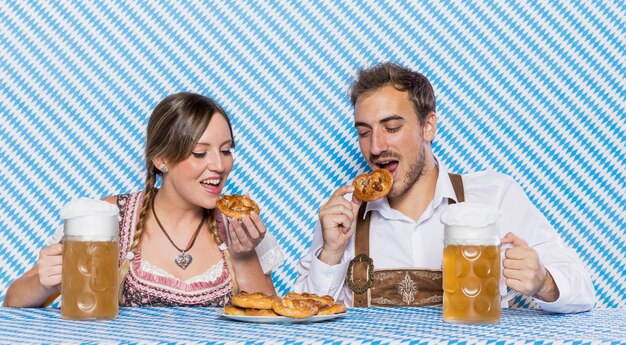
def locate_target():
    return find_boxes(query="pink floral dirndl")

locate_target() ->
[116,192,233,307]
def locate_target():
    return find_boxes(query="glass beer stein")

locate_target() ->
[61,199,119,320]
[440,203,501,324]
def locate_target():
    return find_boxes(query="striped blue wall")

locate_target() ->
[1,1,624,308]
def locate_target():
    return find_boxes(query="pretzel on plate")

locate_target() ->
[317,303,347,315]
[225,291,346,319]
[231,291,277,310]
[224,304,279,317]
[272,296,319,319]
[285,292,335,308]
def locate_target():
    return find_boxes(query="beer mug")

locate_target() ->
[60,199,119,320]
[440,203,501,324]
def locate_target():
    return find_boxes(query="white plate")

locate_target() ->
[220,311,346,324]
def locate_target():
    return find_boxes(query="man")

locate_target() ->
[294,62,594,313]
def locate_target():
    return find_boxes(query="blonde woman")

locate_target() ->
[4,93,283,307]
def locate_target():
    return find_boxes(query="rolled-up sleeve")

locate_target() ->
[497,175,595,313]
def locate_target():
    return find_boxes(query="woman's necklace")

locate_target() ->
[151,201,207,270]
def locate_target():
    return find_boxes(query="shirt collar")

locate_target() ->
[364,195,407,221]
[363,155,458,220]
[434,158,459,205]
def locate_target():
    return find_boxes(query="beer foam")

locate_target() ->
[61,198,119,238]
[440,203,499,228]
[61,198,119,219]
[441,203,500,244]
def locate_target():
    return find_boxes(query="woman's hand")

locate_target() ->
[38,243,63,292]
[227,212,266,259]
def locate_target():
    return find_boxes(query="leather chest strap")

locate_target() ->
[448,173,465,203]
[349,203,372,307]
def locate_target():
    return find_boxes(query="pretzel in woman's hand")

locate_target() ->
[352,169,393,202]
[216,194,260,219]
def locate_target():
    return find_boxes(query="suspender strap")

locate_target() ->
[448,173,465,203]
[354,203,370,257]
[349,173,465,307]
[348,203,372,307]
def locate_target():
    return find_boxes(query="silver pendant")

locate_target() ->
[175,252,192,269]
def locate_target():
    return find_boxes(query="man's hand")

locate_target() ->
[501,232,559,302]
[318,186,362,265]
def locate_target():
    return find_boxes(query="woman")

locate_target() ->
[4,93,283,307]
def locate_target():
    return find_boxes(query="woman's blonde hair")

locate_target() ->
[118,93,237,302]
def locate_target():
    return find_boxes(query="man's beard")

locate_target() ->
[387,144,427,198]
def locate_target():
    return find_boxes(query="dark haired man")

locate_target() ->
[294,62,594,313]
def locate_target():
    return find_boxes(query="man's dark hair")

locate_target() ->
[350,62,436,125]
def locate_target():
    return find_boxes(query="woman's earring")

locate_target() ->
[160,165,168,173]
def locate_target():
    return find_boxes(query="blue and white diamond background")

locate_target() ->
[1,1,624,308]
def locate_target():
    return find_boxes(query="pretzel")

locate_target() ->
[224,304,247,316]
[216,195,260,219]
[227,291,346,319]
[317,303,347,315]
[352,169,393,202]
[272,296,319,318]
[231,291,277,310]
[285,292,335,308]
[224,304,279,317]
[244,308,279,317]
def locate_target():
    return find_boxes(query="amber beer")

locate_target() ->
[61,199,119,320]
[441,203,501,324]
[62,240,119,320]
[443,244,501,323]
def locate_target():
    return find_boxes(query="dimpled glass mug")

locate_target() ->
[60,199,119,320]
[440,203,502,324]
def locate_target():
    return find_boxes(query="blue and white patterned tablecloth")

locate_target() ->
[0,307,624,344]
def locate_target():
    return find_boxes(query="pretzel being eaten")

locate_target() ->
[352,169,393,202]
[231,291,277,310]
[216,194,260,219]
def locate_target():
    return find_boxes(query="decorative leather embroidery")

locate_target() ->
[374,272,396,280]
[370,296,394,305]
[398,272,418,305]
[368,269,443,307]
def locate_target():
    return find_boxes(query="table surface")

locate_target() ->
[0,306,624,344]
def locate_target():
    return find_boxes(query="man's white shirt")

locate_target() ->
[294,160,595,313]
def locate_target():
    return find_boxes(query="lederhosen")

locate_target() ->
[347,173,465,307]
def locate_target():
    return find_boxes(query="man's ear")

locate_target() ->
[422,112,437,141]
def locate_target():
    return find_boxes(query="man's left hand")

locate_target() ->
[501,232,559,302]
